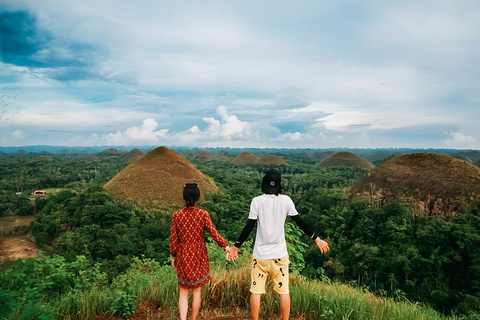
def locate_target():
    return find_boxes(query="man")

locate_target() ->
[226,169,330,320]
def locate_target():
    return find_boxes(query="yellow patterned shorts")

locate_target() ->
[250,255,290,295]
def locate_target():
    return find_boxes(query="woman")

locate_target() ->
[170,183,229,320]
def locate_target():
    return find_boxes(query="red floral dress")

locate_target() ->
[170,206,228,288]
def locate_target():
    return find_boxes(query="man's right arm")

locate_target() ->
[234,218,256,248]
[227,218,256,261]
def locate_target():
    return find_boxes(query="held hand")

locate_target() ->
[172,257,177,269]
[226,246,238,261]
[315,237,330,254]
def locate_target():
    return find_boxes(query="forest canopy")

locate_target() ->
[1,149,480,318]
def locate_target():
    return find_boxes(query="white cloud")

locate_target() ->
[278,132,303,142]
[12,130,24,140]
[308,101,452,133]
[171,106,256,147]
[2,1,480,149]
[97,119,168,146]
[443,132,478,149]
[202,106,252,140]
[75,107,255,147]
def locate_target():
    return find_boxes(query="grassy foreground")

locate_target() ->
[37,255,461,320]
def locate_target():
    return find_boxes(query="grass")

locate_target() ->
[42,254,463,320]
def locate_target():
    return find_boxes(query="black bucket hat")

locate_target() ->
[262,169,282,194]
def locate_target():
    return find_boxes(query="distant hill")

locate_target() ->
[452,155,473,163]
[217,156,231,162]
[232,151,287,165]
[364,152,402,163]
[104,146,218,208]
[122,148,144,163]
[101,148,119,155]
[451,150,480,163]
[316,151,375,169]
[218,150,231,157]
[192,150,216,163]
[349,152,480,215]
[33,155,53,162]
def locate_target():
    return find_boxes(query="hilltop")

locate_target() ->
[233,151,287,165]
[191,150,216,163]
[316,151,375,169]
[122,148,144,163]
[101,148,120,155]
[349,152,480,214]
[103,146,218,208]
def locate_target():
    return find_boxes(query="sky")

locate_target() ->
[1,0,479,149]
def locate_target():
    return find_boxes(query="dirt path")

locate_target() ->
[95,302,251,320]
[0,215,37,261]
[95,301,307,320]
[0,235,38,261]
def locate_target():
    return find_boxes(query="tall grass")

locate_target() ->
[43,255,461,320]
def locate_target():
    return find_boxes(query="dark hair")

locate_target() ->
[183,183,200,207]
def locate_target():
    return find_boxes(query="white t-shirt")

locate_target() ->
[248,194,299,259]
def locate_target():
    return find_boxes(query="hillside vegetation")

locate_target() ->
[1,149,480,319]
[0,250,461,320]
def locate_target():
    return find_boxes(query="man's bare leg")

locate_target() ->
[250,293,261,320]
[279,293,290,320]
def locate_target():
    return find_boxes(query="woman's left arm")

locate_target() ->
[204,210,228,248]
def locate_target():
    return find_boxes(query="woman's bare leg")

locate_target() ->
[178,286,189,320]
[191,286,202,320]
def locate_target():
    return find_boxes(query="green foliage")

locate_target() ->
[110,284,136,318]
[20,301,55,320]
[0,289,20,318]
[0,191,34,216]
[1,151,480,317]
[285,220,308,273]
[0,253,107,314]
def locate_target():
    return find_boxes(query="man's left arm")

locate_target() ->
[290,215,330,254]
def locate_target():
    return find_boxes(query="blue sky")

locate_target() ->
[1,0,479,149]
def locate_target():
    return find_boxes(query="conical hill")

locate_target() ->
[349,152,480,215]
[233,151,287,165]
[192,150,216,162]
[101,148,119,155]
[104,146,218,208]
[123,148,144,163]
[316,151,374,169]
[232,151,258,164]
